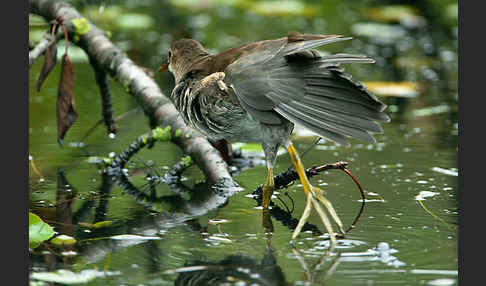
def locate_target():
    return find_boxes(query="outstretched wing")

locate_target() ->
[224,32,390,146]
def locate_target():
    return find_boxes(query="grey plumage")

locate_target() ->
[225,36,389,146]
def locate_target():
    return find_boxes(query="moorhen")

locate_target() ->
[159,32,389,243]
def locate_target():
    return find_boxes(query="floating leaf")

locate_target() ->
[50,234,77,246]
[431,167,458,177]
[207,219,231,225]
[29,212,55,249]
[415,191,439,201]
[57,54,78,146]
[36,41,57,92]
[60,250,78,257]
[110,234,160,240]
[364,81,420,98]
[30,269,120,284]
[92,220,113,229]
[206,236,232,243]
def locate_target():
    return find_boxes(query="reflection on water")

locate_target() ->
[29,0,457,285]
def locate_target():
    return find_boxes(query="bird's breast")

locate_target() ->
[171,76,265,142]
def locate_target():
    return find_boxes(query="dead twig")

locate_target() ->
[79,108,141,142]
[252,161,366,238]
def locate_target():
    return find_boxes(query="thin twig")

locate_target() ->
[29,33,56,67]
[29,22,51,26]
[79,108,141,142]
[252,161,366,238]
[29,154,45,181]
[300,137,321,159]
[29,17,61,67]
[29,19,59,26]
[340,166,366,235]
[60,20,69,54]
[90,55,118,135]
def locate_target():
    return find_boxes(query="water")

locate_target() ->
[29,1,458,285]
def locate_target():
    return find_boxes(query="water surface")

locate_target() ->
[29,1,458,285]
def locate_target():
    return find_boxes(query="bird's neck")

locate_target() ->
[173,53,211,84]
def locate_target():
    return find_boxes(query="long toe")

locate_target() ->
[310,185,346,235]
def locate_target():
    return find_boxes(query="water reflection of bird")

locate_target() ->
[159,31,389,243]
[173,249,288,286]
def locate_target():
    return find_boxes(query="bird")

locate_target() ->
[158,32,390,244]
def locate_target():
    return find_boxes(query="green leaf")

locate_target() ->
[152,126,172,141]
[71,18,90,35]
[110,234,160,240]
[29,212,55,249]
[92,220,113,229]
[50,235,77,246]
[181,155,193,167]
[30,269,120,284]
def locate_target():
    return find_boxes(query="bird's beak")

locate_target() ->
[158,59,169,72]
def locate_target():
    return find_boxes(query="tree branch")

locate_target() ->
[89,55,117,134]
[29,0,236,189]
[29,32,56,67]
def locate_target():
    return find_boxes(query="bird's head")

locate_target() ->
[158,38,210,83]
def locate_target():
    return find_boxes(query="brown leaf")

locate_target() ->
[57,54,78,146]
[36,41,58,92]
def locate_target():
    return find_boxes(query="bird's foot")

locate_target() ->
[286,143,345,245]
[309,185,346,235]
[291,184,345,245]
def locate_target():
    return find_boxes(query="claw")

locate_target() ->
[311,196,337,245]
[311,186,345,234]
[287,143,345,244]
[292,194,313,240]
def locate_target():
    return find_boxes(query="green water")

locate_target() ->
[29,1,458,285]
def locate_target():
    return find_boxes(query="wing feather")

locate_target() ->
[225,32,389,144]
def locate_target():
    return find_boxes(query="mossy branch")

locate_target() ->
[29,0,236,188]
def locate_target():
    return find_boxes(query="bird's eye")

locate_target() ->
[168,51,172,61]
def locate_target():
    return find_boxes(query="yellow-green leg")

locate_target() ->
[261,168,275,239]
[261,168,275,209]
[287,143,345,244]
